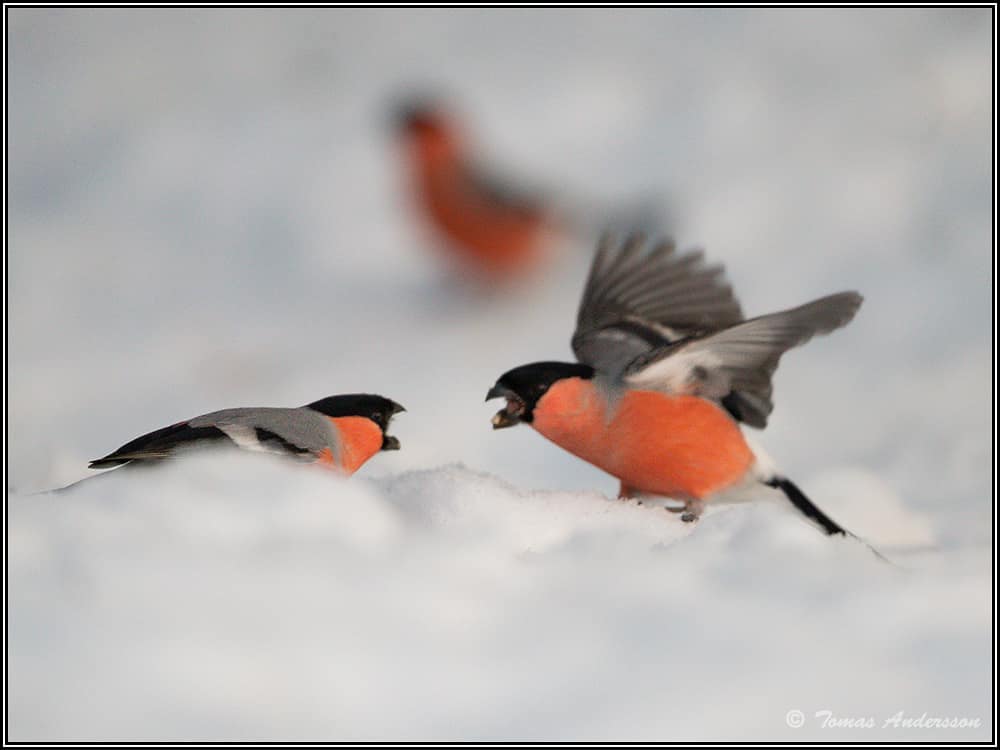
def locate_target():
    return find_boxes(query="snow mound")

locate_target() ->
[8,456,990,741]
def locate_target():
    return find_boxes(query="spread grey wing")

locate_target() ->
[624,292,863,428]
[571,233,743,375]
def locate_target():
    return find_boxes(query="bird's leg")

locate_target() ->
[680,499,705,523]
[617,482,644,505]
[665,498,705,523]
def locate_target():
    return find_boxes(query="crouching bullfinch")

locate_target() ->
[89,394,405,476]
[487,233,869,541]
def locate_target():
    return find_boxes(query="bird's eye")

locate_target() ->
[371,411,381,421]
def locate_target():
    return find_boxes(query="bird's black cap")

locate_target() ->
[486,361,594,426]
[306,394,405,450]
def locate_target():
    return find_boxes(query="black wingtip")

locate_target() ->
[88,457,128,470]
[86,422,230,471]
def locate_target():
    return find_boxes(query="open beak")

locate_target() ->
[485,385,507,402]
[486,384,523,430]
[381,403,405,450]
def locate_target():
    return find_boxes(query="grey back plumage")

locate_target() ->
[189,407,339,456]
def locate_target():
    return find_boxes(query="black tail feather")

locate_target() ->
[764,476,891,562]
[89,423,230,469]
[764,476,848,536]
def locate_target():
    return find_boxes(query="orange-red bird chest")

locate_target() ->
[531,378,754,499]
[316,417,383,475]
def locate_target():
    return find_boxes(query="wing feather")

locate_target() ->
[88,422,231,468]
[572,233,743,375]
[89,407,334,469]
[624,292,863,428]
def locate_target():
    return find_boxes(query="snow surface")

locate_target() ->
[6,7,993,742]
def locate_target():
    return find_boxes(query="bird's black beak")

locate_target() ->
[381,404,404,450]
[486,384,523,430]
[491,410,520,429]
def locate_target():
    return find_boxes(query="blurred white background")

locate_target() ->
[7,8,992,741]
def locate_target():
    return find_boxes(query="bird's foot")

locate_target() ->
[667,499,704,523]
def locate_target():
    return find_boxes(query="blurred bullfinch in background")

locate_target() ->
[487,232,869,541]
[89,394,405,476]
[394,97,558,282]
[394,97,667,284]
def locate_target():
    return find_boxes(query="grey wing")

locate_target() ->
[571,232,744,376]
[624,292,863,428]
[190,407,337,458]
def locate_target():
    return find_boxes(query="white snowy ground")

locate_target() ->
[7,8,993,742]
